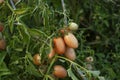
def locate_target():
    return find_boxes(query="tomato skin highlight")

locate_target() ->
[64,33,78,48]
[53,37,66,54]
[64,47,76,61]
[48,48,55,59]
[53,65,67,78]
[33,54,41,65]
[0,39,6,50]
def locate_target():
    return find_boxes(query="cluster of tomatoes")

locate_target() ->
[33,22,79,78]
[0,22,6,50]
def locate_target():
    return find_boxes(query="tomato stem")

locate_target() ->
[56,55,91,77]
[61,0,67,26]
[43,55,57,79]
[10,0,16,10]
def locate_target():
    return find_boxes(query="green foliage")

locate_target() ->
[0,0,120,80]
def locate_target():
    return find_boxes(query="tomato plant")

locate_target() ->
[0,0,119,80]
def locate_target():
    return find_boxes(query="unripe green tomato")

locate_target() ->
[68,22,78,31]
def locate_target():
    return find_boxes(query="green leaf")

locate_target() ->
[67,68,79,80]
[47,75,54,80]
[26,52,33,61]
[0,62,12,77]
[8,16,14,33]
[0,52,7,65]
[106,68,116,79]
[14,8,28,15]
[28,29,41,37]
[0,71,12,77]
[104,20,109,27]
[18,24,30,44]
[28,29,48,38]
[0,62,9,72]
[89,71,100,77]
[98,76,105,80]
[26,61,42,77]
[14,48,23,52]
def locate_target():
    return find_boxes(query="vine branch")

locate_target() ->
[61,0,67,25]
[10,0,16,10]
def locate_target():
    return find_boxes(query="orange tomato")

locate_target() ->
[64,33,78,48]
[60,29,65,34]
[48,48,55,59]
[53,65,67,78]
[33,54,41,65]
[0,0,4,4]
[0,39,6,50]
[64,47,76,61]
[53,37,65,54]
[59,27,70,35]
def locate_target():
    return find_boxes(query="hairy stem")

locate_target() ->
[61,0,67,25]
[10,0,16,10]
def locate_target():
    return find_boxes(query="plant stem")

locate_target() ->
[6,1,14,12]
[56,56,88,72]
[10,0,16,10]
[43,55,57,80]
[46,56,56,74]
[61,0,67,25]
[57,56,92,78]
